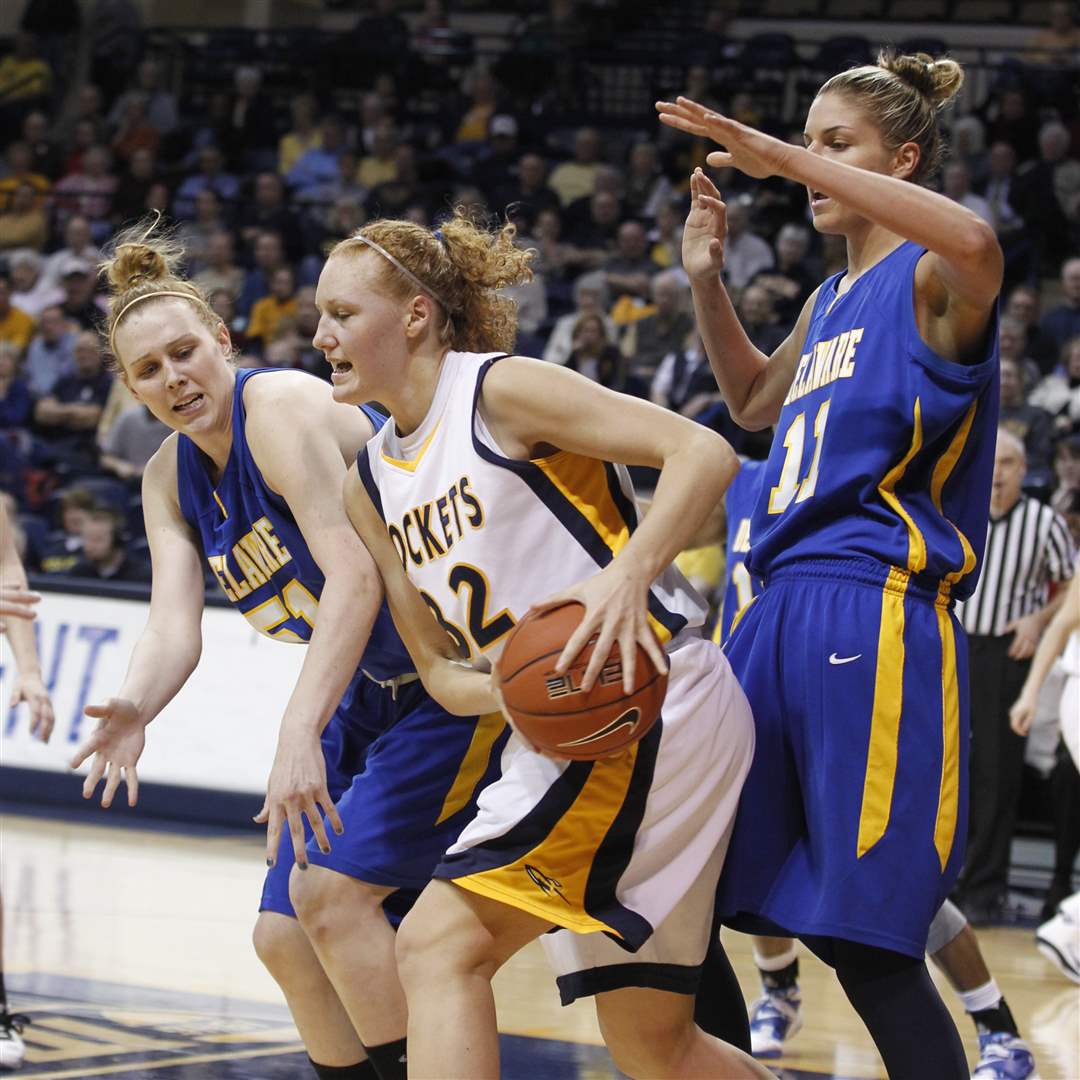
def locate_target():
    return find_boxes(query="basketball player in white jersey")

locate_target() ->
[311,212,769,1080]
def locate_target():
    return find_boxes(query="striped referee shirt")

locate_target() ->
[957,495,1075,637]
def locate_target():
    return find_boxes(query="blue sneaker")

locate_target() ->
[972,1031,1039,1079]
[748,987,802,1058]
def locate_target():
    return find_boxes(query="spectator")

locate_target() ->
[236,230,286,318]
[0,272,34,353]
[245,266,297,348]
[748,222,817,330]
[0,32,51,116]
[1030,337,1080,436]
[52,145,117,238]
[454,66,501,144]
[570,188,622,263]
[173,145,240,221]
[238,172,302,260]
[41,215,100,291]
[110,145,160,224]
[1050,432,1080,518]
[1000,314,1041,389]
[296,149,367,231]
[722,195,773,292]
[278,92,322,176]
[53,82,105,156]
[33,329,112,468]
[69,508,150,583]
[285,286,325,376]
[942,161,993,226]
[353,0,411,58]
[8,249,62,318]
[357,119,400,191]
[543,270,615,366]
[222,66,275,171]
[21,109,59,180]
[980,141,1024,241]
[99,403,169,482]
[0,341,32,429]
[1004,284,1058,375]
[620,269,694,387]
[192,230,244,302]
[983,87,1038,164]
[565,164,623,238]
[38,484,95,573]
[107,57,177,136]
[500,262,547,354]
[23,305,75,396]
[548,126,603,207]
[58,258,105,330]
[1001,353,1056,491]
[109,91,161,165]
[651,336,722,419]
[207,287,247,349]
[955,427,1075,925]
[1028,0,1080,63]
[949,115,989,190]
[176,188,228,272]
[605,220,657,302]
[738,283,787,356]
[58,117,104,180]
[564,312,626,390]
[523,205,575,285]
[472,114,520,202]
[648,198,685,270]
[624,141,673,222]
[287,115,347,198]
[488,152,560,228]
[1041,256,1080,359]
[0,141,50,211]
[1012,121,1080,274]
[0,181,47,251]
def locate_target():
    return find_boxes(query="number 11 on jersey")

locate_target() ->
[768,400,831,515]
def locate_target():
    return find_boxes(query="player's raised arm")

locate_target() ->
[478,355,739,691]
[342,463,499,717]
[71,438,206,807]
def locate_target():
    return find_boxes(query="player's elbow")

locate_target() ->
[685,425,739,491]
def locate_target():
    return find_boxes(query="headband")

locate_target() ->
[109,289,212,355]
[353,235,451,312]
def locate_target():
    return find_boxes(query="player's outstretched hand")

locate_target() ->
[1009,692,1036,737]
[543,563,667,696]
[681,168,727,283]
[10,673,55,743]
[255,728,343,871]
[71,698,146,808]
[656,97,791,180]
[0,586,41,621]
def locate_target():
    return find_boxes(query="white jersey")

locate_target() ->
[359,350,706,670]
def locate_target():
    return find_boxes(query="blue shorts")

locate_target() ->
[717,558,969,959]
[260,674,508,922]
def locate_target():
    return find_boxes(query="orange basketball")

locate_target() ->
[495,601,667,760]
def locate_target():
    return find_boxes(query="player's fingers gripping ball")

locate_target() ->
[495,601,667,760]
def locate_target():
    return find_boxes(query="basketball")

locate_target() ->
[495,601,668,760]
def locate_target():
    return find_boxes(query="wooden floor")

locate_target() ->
[2,812,1077,1079]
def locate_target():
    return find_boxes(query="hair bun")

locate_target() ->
[100,215,185,296]
[880,50,964,109]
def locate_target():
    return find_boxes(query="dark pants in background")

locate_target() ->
[956,632,1031,916]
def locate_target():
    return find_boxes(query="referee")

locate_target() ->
[954,427,1076,924]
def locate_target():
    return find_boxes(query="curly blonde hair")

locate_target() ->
[330,208,534,353]
[819,50,964,184]
[100,216,221,368]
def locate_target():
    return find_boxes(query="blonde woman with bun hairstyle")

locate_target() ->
[659,53,1005,1078]
[68,221,508,1080]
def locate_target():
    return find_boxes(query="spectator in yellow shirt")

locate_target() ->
[0,272,35,354]
[0,33,51,108]
[244,267,298,349]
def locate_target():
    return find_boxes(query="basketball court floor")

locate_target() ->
[3,811,1077,1079]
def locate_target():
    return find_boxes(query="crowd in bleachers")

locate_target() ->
[0,0,1077,597]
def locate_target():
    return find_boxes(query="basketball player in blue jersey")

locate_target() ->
[68,225,505,1080]
[312,213,770,1079]
[659,51,1003,1079]
[712,458,766,646]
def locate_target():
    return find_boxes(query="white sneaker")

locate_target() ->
[1056,892,1080,925]
[1035,912,1080,985]
[748,987,802,1058]
[0,1010,28,1070]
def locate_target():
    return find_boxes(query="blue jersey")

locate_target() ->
[716,459,766,644]
[747,242,999,601]
[176,367,411,681]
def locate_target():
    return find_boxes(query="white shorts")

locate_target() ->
[433,635,754,997]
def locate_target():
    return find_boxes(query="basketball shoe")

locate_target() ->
[971,1031,1039,1079]
[1035,893,1080,985]
[0,1009,28,1070]
[747,986,802,1058]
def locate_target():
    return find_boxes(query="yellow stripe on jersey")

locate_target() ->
[932,401,979,586]
[933,596,961,871]
[877,399,927,574]
[856,567,908,858]
[212,491,228,520]
[452,746,641,936]
[533,451,673,645]
[435,712,506,826]
[380,421,441,473]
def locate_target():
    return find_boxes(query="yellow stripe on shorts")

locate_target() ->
[452,747,641,936]
[435,712,506,826]
[856,568,908,858]
[933,598,961,871]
